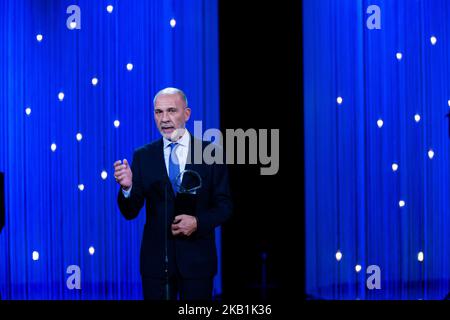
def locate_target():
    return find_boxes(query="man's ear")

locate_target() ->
[184,107,191,121]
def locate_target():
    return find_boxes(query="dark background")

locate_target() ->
[219,0,304,300]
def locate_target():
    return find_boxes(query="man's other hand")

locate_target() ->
[171,214,197,237]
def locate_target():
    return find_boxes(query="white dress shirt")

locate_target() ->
[162,128,190,177]
[122,129,190,198]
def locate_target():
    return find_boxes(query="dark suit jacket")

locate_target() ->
[117,135,232,279]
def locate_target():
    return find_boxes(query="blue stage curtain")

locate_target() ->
[0,0,220,299]
[304,0,450,299]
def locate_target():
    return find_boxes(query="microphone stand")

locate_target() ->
[164,183,170,300]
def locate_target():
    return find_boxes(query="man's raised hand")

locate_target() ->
[114,159,132,191]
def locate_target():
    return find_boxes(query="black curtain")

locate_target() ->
[219,0,303,300]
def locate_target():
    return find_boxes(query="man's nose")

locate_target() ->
[161,111,170,122]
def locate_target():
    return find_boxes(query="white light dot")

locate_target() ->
[78,184,85,191]
[428,149,435,159]
[430,36,437,45]
[377,119,384,128]
[392,163,399,172]
[399,200,405,208]
[355,264,362,272]
[36,34,43,42]
[89,246,95,255]
[76,133,83,141]
[91,77,98,86]
[396,52,402,60]
[414,114,421,122]
[32,251,39,261]
[58,92,64,101]
[418,251,424,262]
[114,120,120,128]
[25,107,31,116]
[170,18,176,28]
[69,21,77,29]
[106,5,114,13]
[51,143,57,152]
[126,63,133,71]
[336,96,343,105]
[101,171,108,180]
[448,100,450,107]
[335,250,342,261]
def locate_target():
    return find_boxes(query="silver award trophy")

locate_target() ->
[174,169,202,216]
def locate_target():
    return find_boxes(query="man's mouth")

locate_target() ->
[161,126,175,133]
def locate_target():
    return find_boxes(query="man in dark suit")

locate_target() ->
[114,87,232,300]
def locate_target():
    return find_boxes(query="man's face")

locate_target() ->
[154,93,191,141]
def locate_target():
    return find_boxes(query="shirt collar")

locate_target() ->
[163,128,190,149]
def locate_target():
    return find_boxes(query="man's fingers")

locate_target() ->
[116,174,129,181]
[171,215,196,237]
[114,160,130,170]
[114,170,130,179]
[114,167,130,176]
[114,171,126,178]
[171,224,180,230]
[172,229,182,236]
[114,169,125,176]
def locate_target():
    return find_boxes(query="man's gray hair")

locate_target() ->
[153,87,188,108]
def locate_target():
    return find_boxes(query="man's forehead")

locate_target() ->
[154,94,184,106]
